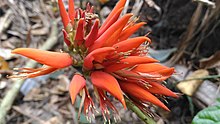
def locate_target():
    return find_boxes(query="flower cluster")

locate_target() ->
[10,0,178,122]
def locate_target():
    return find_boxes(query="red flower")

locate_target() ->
[10,0,178,122]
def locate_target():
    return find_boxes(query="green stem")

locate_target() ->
[125,98,156,124]
[177,74,220,83]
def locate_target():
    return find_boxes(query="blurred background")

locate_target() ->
[0,0,220,123]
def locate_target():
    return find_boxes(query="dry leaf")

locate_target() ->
[200,51,220,69]
[177,69,209,96]
[99,0,109,4]
[0,56,9,70]
[45,116,63,124]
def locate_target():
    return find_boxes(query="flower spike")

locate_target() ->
[11,0,178,121]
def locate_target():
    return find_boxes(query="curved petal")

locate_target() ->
[132,63,174,80]
[75,18,85,45]
[12,48,73,68]
[131,63,169,72]
[85,19,99,47]
[83,47,115,70]
[98,7,124,37]
[91,71,126,108]
[118,22,146,41]
[62,29,71,46]
[104,56,158,73]
[120,81,169,111]
[113,37,147,53]
[69,74,86,104]
[147,82,178,98]
[68,0,75,22]
[58,0,70,29]
[101,0,127,28]
[88,14,133,52]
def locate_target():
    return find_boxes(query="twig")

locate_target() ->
[12,106,46,124]
[0,21,58,124]
[0,10,13,42]
[125,97,156,124]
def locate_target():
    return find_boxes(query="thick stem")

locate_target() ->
[0,21,58,124]
[125,98,156,124]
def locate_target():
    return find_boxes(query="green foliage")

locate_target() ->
[192,98,220,124]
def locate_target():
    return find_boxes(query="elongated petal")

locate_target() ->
[132,63,174,80]
[58,0,70,28]
[83,47,115,70]
[98,7,124,37]
[104,56,158,72]
[101,0,127,28]
[75,18,85,45]
[154,68,174,80]
[85,19,99,47]
[132,63,169,73]
[69,74,86,104]
[88,14,133,52]
[91,71,126,108]
[113,37,147,53]
[12,48,73,68]
[118,22,146,41]
[120,81,169,111]
[147,82,178,98]
[68,0,75,22]
[62,29,71,46]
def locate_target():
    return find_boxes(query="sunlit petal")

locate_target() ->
[69,74,86,104]
[58,0,70,29]
[105,56,158,72]
[120,81,169,111]
[12,48,73,68]
[83,47,115,70]
[91,71,126,108]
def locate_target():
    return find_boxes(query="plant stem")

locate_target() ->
[125,98,156,124]
[177,74,220,83]
[0,21,58,124]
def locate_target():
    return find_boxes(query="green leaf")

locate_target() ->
[192,103,220,124]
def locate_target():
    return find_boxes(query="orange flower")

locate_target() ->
[11,0,178,122]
